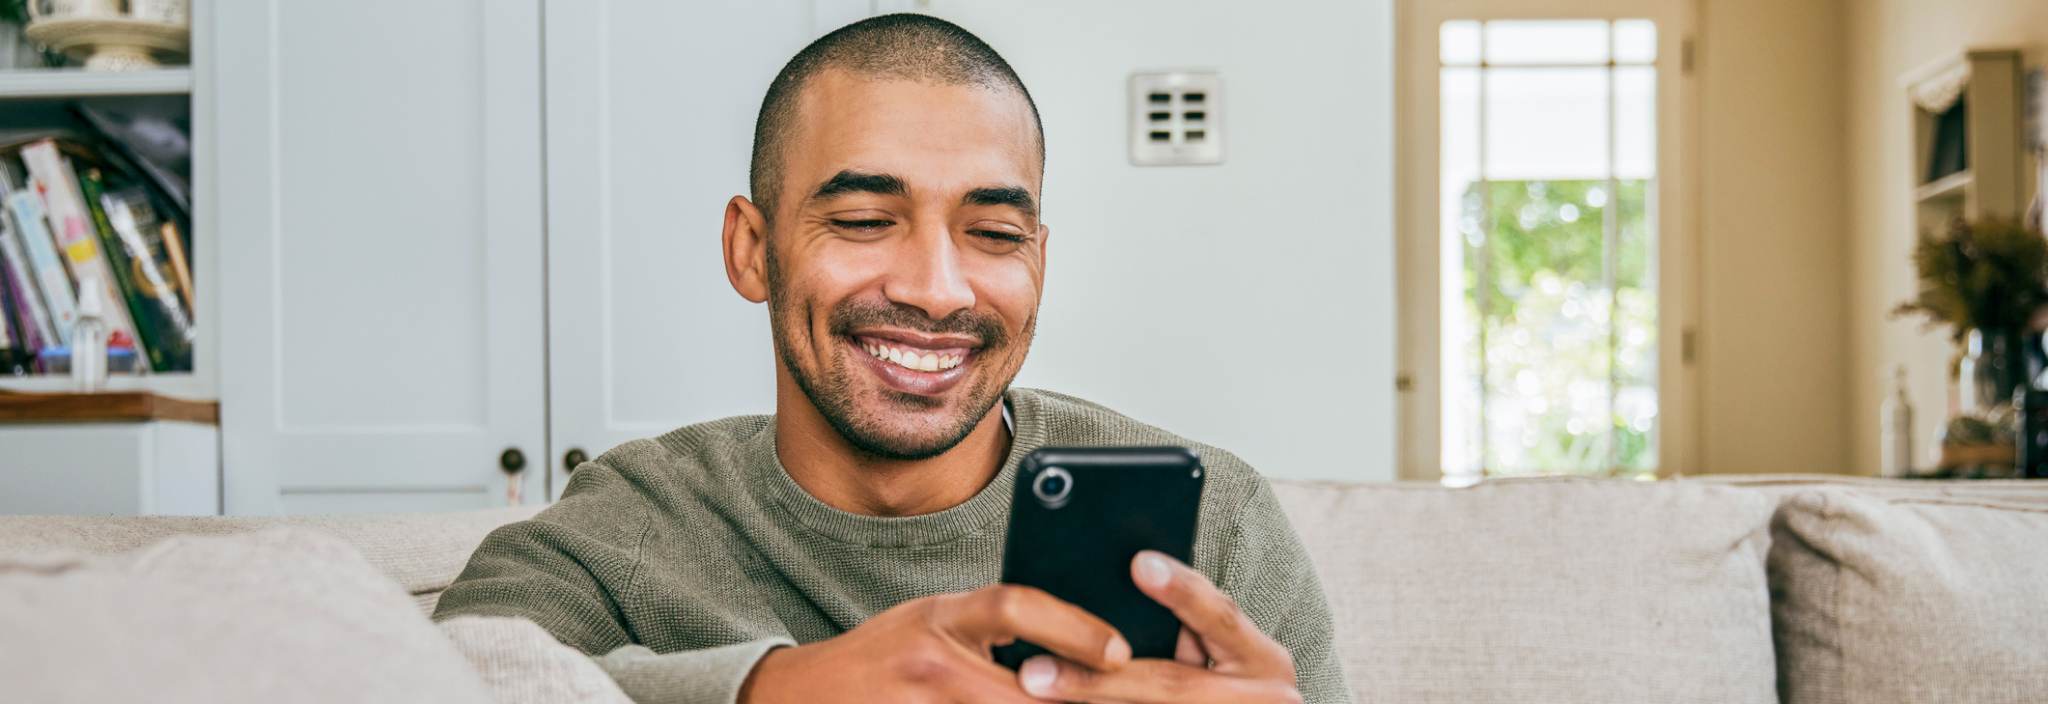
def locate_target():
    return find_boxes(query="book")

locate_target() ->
[0,207,52,365]
[0,239,16,354]
[4,188,78,346]
[19,139,148,363]
[96,180,196,372]
[158,220,194,308]
[78,166,153,363]
[0,262,29,375]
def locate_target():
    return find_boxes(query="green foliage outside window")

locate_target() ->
[1458,178,1657,476]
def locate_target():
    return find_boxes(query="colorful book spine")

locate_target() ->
[99,183,196,372]
[159,220,194,309]
[5,191,77,346]
[0,202,55,352]
[20,140,148,362]
[80,167,169,371]
[0,223,47,360]
[0,245,15,353]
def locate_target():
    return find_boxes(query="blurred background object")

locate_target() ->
[2,0,2048,517]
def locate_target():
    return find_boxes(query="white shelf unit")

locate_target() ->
[1905,49,2029,227]
[0,33,212,401]
[0,67,192,99]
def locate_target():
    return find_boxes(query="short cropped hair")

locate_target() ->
[748,13,1044,218]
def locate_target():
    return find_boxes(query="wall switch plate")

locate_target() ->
[1130,71,1222,166]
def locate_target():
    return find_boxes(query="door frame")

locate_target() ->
[1393,0,1701,481]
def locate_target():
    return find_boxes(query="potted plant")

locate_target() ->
[1894,218,2048,472]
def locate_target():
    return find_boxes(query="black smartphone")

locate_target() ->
[993,446,1205,670]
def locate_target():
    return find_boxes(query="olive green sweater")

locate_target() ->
[434,388,1350,703]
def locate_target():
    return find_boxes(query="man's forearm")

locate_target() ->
[595,639,795,704]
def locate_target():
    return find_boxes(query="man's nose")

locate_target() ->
[883,222,976,321]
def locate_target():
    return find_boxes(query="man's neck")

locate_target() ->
[773,385,1012,518]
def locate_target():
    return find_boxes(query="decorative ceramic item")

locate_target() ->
[24,0,188,71]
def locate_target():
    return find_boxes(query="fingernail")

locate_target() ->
[1138,552,1172,588]
[1104,636,1130,665]
[1020,656,1058,696]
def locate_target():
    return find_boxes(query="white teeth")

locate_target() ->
[859,338,968,373]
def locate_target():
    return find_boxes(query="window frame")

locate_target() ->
[1395,0,1701,482]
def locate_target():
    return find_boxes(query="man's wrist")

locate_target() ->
[735,643,796,704]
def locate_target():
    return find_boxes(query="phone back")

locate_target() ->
[994,446,1204,669]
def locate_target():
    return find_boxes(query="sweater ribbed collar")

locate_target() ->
[747,387,1050,548]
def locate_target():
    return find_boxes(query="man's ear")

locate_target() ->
[723,195,771,303]
[1036,222,1052,277]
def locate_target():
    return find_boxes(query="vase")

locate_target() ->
[1958,328,2026,414]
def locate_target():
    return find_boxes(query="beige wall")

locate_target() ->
[1845,0,2048,474]
[1694,0,1852,472]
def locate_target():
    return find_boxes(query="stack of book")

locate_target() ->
[0,127,194,376]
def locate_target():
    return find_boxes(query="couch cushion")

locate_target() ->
[0,528,494,703]
[1271,478,1779,704]
[1770,490,2048,704]
[440,615,632,704]
[0,506,540,613]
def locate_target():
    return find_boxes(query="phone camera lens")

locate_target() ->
[1032,467,1073,507]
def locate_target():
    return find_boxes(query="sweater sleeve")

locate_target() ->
[595,641,795,704]
[433,461,796,704]
[1221,478,1355,704]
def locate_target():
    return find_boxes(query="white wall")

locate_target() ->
[928,1,1400,481]
[1693,0,1850,473]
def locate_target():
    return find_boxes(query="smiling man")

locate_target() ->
[434,14,1348,704]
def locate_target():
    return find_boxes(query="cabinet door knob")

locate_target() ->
[564,448,589,473]
[499,447,527,474]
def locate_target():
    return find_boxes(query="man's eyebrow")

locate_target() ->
[963,186,1038,218]
[808,170,907,202]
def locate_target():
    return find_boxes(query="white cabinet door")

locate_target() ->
[215,0,548,514]
[542,1,834,497]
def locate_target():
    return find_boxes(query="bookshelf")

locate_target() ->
[0,55,210,399]
[1905,49,2030,228]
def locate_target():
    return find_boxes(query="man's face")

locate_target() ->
[760,71,1046,460]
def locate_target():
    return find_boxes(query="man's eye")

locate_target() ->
[830,219,895,231]
[972,230,1028,244]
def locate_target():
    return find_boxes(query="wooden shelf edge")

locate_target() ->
[0,389,217,425]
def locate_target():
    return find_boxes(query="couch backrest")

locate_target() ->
[0,506,544,612]
[1269,477,1782,704]
[1266,475,2048,704]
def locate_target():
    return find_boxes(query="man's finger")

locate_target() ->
[1018,656,1300,704]
[1174,627,1208,667]
[1130,551,1273,665]
[935,584,1132,672]
[934,644,1061,704]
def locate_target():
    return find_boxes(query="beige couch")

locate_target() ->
[4,475,2047,703]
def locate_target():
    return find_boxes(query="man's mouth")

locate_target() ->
[859,337,967,372]
[844,331,979,396]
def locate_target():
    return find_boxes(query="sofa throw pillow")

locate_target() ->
[1270,478,1779,704]
[0,528,494,704]
[1771,490,2048,704]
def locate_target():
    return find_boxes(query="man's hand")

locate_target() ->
[1015,551,1303,703]
[739,583,1131,703]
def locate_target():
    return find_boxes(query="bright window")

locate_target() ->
[1438,19,1659,480]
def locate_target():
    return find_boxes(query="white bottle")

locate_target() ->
[1879,366,1914,478]
[70,275,109,393]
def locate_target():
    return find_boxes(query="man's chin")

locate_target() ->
[832,397,984,460]
[837,425,975,461]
